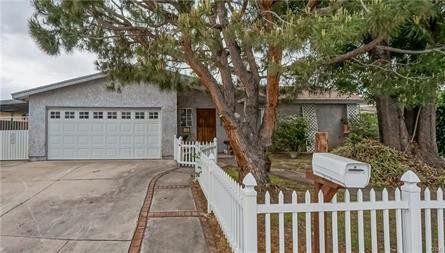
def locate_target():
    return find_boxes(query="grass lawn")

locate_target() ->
[221,157,441,253]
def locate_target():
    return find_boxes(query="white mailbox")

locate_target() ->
[312,153,371,188]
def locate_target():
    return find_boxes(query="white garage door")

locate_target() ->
[47,108,161,159]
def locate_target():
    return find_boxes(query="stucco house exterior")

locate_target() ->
[11,73,361,160]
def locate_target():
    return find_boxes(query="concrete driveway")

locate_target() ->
[0,160,176,253]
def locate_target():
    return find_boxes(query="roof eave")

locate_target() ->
[11,73,106,100]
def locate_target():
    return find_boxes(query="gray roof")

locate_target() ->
[12,73,106,100]
[0,99,28,113]
[10,72,362,104]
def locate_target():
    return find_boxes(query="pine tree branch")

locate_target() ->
[325,37,384,64]
[376,45,445,55]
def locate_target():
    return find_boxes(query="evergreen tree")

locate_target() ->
[30,0,445,184]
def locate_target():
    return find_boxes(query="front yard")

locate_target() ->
[214,153,443,253]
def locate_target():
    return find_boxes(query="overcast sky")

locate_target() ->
[0,0,97,100]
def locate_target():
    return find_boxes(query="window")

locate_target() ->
[93,112,103,119]
[79,112,89,119]
[149,112,159,119]
[50,111,60,119]
[64,111,75,119]
[107,112,117,119]
[135,112,145,119]
[121,112,131,119]
[179,109,192,127]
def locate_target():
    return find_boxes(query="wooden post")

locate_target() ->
[315,132,328,152]
[306,169,342,253]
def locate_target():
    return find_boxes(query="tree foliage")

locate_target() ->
[29,0,445,180]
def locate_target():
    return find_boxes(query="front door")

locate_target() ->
[196,108,216,142]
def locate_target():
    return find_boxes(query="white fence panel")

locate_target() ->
[189,135,445,253]
[173,135,217,167]
[0,130,28,160]
[196,147,253,253]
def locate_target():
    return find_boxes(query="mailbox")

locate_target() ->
[312,153,371,188]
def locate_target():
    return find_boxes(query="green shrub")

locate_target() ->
[347,113,379,144]
[437,92,445,156]
[270,116,308,152]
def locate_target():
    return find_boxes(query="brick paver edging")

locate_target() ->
[128,167,178,253]
[154,184,190,189]
[148,210,203,218]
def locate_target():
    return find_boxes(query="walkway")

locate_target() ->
[129,167,216,253]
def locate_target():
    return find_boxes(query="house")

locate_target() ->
[0,99,28,118]
[11,73,361,161]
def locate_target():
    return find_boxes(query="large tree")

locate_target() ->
[309,0,445,168]
[29,0,444,185]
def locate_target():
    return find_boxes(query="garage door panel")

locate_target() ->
[78,148,90,157]
[119,136,132,145]
[48,123,61,132]
[63,136,76,145]
[78,136,90,145]
[106,124,119,132]
[49,136,62,145]
[134,136,146,145]
[77,123,90,132]
[92,123,104,132]
[48,109,161,159]
[120,123,132,132]
[92,136,105,145]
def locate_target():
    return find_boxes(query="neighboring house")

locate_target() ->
[11,73,361,161]
[0,99,28,119]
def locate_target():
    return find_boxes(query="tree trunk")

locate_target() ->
[376,95,445,168]
[220,115,269,185]
[415,103,445,168]
[376,95,409,151]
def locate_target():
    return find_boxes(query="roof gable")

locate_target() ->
[12,73,106,100]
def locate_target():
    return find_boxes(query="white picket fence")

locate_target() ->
[0,130,28,160]
[187,143,445,253]
[173,135,217,166]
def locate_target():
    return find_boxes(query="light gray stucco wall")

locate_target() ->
[276,103,347,148]
[315,104,347,148]
[28,78,177,159]
[177,91,227,152]
[175,91,349,152]
[277,103,302,116]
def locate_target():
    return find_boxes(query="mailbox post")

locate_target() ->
[307,153,371,253]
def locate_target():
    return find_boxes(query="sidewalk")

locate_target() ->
[130,167,213,253]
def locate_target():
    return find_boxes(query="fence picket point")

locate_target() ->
[395,188,403,253]
[357,189,365,253]
[382,188,390,253]
[292,191,298,253]
[425,187,432,253]
[305,190,312,253]
[344,189,351,253]
[318,190,325,253]
[437,188,444,253]
[176,135,445,253]
[278,191,285,253]
[370,189,378,253]
[332,194,339,253]
[265,191,271,253]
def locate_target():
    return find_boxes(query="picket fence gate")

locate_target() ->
[173,135,217,166]
[173,136,445,253]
